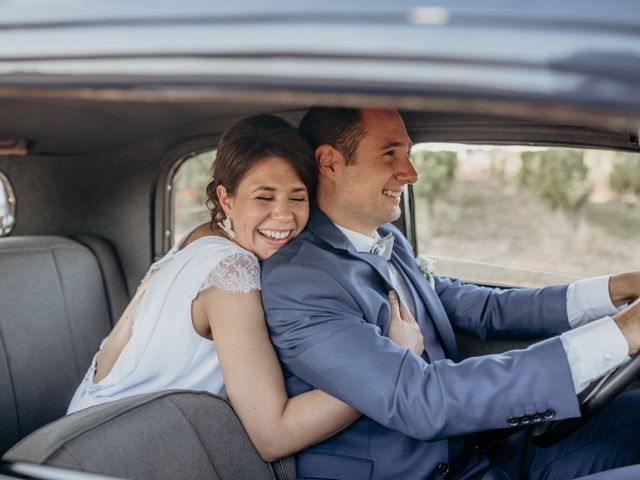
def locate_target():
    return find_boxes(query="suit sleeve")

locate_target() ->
[262,261,580,441]
[434,276,571,340]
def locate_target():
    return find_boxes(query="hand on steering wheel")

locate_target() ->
[532,299,640,447]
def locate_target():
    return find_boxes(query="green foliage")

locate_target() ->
[518,149,590,221]
[609,153,640,197]
[411,151,458,215]
[173,150,216,236]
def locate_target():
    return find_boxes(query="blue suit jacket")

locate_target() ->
[262,209,581,480]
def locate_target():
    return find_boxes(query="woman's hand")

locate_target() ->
[387,291,424,357]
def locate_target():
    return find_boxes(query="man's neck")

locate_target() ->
[316,199,378,238]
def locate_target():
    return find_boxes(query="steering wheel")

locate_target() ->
[530,353,640,447]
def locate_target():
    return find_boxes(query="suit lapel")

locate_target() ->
[307,209,457,358]
[386,233,459,359]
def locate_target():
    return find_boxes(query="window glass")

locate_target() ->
[0,170,16,237]
[411,144,640,287]
[171,150,216,245]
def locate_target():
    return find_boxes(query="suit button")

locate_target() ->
[437,462,450,475]
[519,415,531,425]
[507,416,519,426]
[532,412,543,422]
[543,409,555,419]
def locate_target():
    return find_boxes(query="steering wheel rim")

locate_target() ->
[530,353,640,448]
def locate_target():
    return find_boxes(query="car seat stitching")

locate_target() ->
[56,444,86,470]
[0,244,82,253]
[166,395,276,480]
[164,396,226,480]
[50,248,82,381]
[0,313,21,440]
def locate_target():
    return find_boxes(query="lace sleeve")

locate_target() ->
[199,252,261,294]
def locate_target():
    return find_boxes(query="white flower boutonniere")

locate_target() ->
[416,255,437,288]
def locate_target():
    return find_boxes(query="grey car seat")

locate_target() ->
[5,390,294,480]
[0,235,295,479]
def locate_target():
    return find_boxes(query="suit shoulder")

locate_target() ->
[262,231,342,280]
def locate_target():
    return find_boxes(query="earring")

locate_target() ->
[217,215,236,240]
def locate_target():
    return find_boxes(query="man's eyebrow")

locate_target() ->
[381,141,413,150]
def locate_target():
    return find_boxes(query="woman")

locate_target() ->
[67,114,423,461]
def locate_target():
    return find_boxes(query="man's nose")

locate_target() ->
[397,154,419,185]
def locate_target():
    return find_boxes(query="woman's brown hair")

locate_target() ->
[206,114,317,223]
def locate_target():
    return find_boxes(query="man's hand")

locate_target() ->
[609,271,640,307]
[613,299,640,355]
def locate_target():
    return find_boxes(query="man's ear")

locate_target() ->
[316,144,343,177]
[215,185,234,217]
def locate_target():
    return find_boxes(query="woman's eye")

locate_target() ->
[290,197,307,202]
[256,196,273,201]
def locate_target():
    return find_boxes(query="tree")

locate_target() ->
[609,153,640,199]
[411,151,458,217]
[519,149,590,226]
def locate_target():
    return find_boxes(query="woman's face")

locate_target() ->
[217,155,310,260]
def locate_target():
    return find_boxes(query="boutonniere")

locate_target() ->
[416,255,437,288]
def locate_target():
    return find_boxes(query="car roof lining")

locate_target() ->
[0,95,638,156]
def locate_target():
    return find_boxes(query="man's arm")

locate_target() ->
[434,276,570,339]
[263,261,580,442]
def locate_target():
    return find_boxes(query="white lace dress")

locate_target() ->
[67,233,260,414]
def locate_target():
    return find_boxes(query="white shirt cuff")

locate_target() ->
[560,316,630,394]
[567,275,619,328]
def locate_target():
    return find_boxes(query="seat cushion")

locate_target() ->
[4,390,296,480]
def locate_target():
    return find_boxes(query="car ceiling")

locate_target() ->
[0,96,637,156]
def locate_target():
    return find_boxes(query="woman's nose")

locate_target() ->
[271,200,294,219]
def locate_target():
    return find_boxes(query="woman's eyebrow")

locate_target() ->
[251,186,277,193]
[251,186,307,193]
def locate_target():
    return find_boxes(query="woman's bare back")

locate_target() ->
[93,223,217,383]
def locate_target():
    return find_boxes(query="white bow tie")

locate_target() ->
[370,233,394,260]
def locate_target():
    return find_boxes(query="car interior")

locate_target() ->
[0,95,639,479]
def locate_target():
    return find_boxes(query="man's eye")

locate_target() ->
[290,197,307,202]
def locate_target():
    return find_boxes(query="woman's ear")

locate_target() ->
[216,185,234,217]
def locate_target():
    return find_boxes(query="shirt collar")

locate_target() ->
[334,224,380,253]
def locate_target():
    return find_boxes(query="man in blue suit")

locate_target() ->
[261,107,640,479]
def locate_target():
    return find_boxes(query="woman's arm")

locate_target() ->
[197,288,422,462]
[197,287,357,461]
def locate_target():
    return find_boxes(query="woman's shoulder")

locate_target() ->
[199,245,261,294]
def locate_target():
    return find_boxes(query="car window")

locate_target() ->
[0,170,16,237]
[411,144,640,287]
[171,149,216,245]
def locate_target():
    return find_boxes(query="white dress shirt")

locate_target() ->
[335,224,630,395]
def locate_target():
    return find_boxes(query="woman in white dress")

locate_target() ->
[67,114,423,461]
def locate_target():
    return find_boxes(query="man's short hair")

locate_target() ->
[298,107,365,166]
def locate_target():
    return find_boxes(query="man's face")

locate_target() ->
[334,109,418,236]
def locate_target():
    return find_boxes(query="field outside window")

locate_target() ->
[171,150,215,245]
[411,144,640,287]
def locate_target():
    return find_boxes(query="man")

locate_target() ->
[261,107,640,479]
